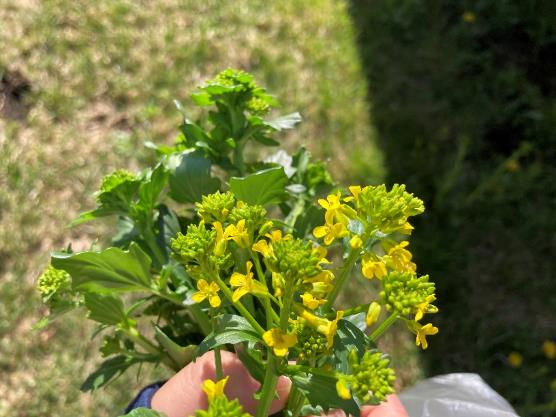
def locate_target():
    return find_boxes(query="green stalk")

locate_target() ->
[370,313,398,342]
[212,274,265,335]
[255,355,279,417]
[250,251,279,327]
[214,347,224,380]
[287,386,305,417]
[333,302,370,319]
[323,249,360,311]
[124,327,177,370]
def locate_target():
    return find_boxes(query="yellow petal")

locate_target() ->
[192,292,207,304]
[230,272,246,287]
[197,279,209,291]
[313,226,328,238]
[232,288,248,303]
[366,302,382,327]
[336,379,352,400]
[209,294,221,308]
[273,346,289,357]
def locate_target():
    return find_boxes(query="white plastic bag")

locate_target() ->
[400,373,520,417]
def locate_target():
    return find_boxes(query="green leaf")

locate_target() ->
[84,293,127,325]
[229,167,288,206]
[138,164,168,211]
[118,408,167,417]
[334,319,371,373]
[291,372,360,417]
[265,112,302,131]
[198,314,262,355]
[51,242,153,294]
[167,150,221,204]
[81,355,142,391]
[235,344,265,383]
[154,325,197,369]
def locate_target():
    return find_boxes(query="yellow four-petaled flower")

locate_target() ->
[263,328,298,357]
[192,279,221,308]
[202,376,229,400]
[230,261,269,302]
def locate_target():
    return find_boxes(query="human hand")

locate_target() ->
[151,351,408,417]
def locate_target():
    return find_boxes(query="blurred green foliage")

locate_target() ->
[350,0,556,415]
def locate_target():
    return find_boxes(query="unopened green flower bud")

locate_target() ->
[347,350,396,403]
[37,265,71,298]
[171,223,216,265]
[380,272,435,317]
[196,191,235,223]
[270,238,322,282]
[229,201,267,232]
[356,184,424,234]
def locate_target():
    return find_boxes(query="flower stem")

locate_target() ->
[255,354,279,417]
[323,249,360,311]
[370,313,398,342]
[250,250,279,327]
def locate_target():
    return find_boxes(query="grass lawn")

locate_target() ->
[0,1,415,415]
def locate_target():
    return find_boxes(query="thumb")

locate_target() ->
[152,351,291,417]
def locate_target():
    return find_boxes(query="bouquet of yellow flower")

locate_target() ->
[37,70,438,417]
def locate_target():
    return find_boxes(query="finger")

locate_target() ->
[152,351,291,417]
[361,395,408,417]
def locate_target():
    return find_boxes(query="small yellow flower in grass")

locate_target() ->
[361,254,387,280]
[227,219,250,248]
[203,376,229,401]
[230,261,268,302]
[313,222,347,245]
[301,292,325,310]
[543,340,556,359]
[192,279,221,308]
[508,352,523,368]
[414,322,439,350]
[462,11,476,23]
[263,328,297,357]
[366,302,382,327]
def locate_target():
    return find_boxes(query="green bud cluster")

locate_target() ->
[171,223,231,274]
[194,397,251,417]
[196,191,235,223]
[358,184,424,233]
[246,96,271,116]
[99,169,137,194]
[194,68,277,114]
[270,238,322,281]
[37,265,71,298]
[296,323,328,362]
[380,272,435,316]
[171,224,216,264]
[228,202,267,231]
[348,350,396,403]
